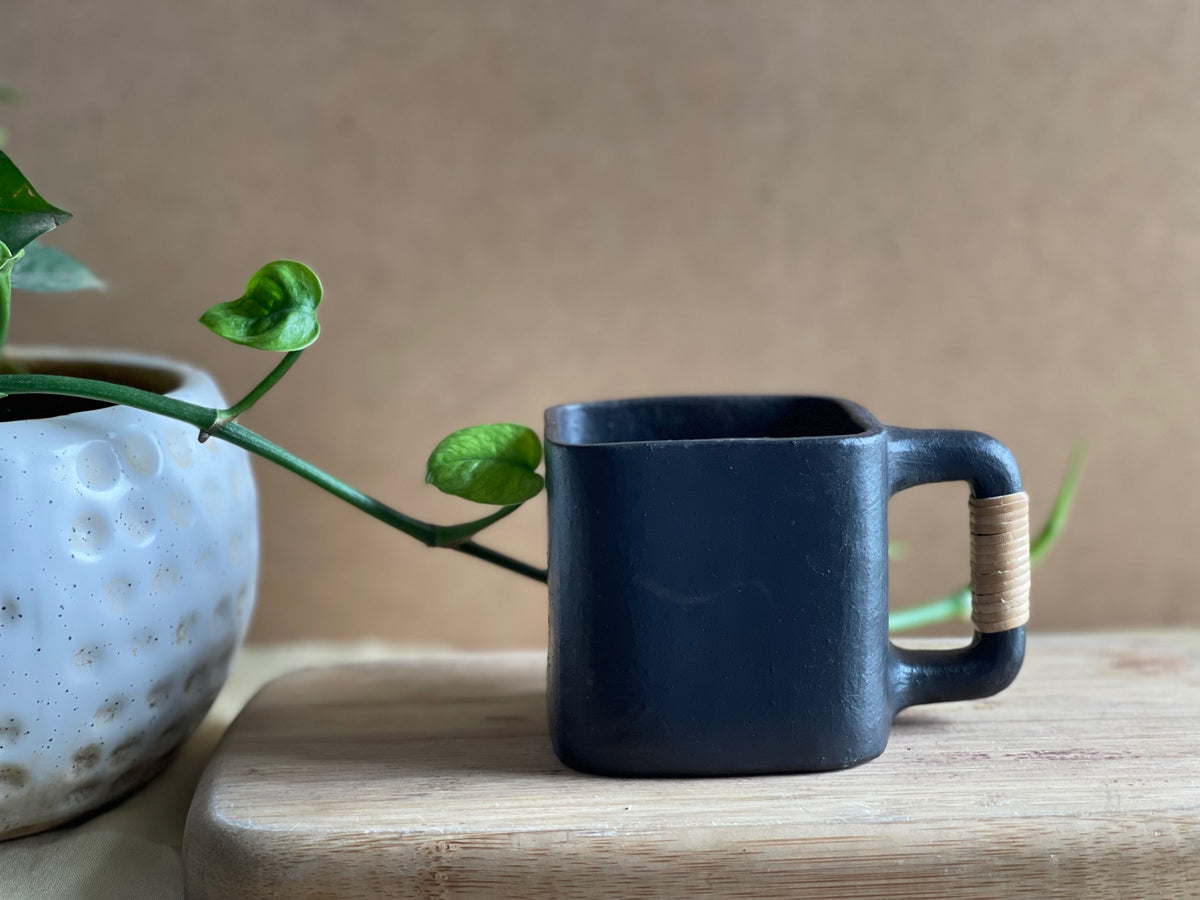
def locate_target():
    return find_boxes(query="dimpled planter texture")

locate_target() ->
[0,349,258,839]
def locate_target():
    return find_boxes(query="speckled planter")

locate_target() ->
[0,348,258,840]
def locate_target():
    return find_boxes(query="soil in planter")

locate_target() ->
[0,359,183,423]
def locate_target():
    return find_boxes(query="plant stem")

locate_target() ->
[0,283,9,353]
[210,419,500,545]
[0,260,13,358]
[455,540,550,583]
[0,372,549,581]
[1030,443,1086,567]
[213,349,303,426]
[889,588,971,633]
[0,244,33,369]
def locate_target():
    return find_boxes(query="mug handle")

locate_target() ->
[885,427,1030,714]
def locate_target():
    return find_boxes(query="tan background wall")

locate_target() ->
[4,1,1198,646]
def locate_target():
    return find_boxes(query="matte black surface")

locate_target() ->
[545,395,1025,776]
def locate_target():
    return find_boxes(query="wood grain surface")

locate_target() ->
[183,632,1200,898]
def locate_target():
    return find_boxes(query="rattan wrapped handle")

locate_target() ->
[969,492,1031,633]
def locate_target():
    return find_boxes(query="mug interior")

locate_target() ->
[547,395,875,445]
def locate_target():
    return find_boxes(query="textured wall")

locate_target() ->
[4,1,1198,645]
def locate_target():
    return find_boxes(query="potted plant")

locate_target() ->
[0,145,553,838]
[0,140,1083,833]
[0,151,263,838]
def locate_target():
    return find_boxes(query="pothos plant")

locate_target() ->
[0,145,1083,630]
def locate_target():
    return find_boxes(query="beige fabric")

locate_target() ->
[0,642,431,900]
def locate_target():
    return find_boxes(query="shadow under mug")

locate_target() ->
[544,395,1030,776]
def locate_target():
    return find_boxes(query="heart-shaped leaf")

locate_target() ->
[9,241,103,292]
[426,423,544,505]
[0,150,71,254]
[200,260,322,351]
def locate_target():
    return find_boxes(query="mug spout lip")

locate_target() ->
[544,394,884,447]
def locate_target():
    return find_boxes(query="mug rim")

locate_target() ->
[544,394,883,447]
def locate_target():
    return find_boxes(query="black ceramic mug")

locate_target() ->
[544,396,1030,776]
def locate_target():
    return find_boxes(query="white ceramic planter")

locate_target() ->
[0,348,258,839]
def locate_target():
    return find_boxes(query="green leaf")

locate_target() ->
[200,260,322,351]
[426,423,545,505]
[0,150,71,254]
[9,241,103,292]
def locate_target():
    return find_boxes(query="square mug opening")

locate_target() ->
[546,395,876,446]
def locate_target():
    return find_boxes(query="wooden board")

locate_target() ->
[184,633,1200,898]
